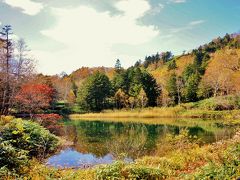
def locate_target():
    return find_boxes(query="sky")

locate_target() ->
[0,0,239,75]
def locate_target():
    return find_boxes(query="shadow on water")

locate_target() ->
[47,118,234,168]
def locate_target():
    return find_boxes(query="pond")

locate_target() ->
[46,118,234,169]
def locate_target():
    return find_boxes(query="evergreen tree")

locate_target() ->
[0,25,12,114]
[167,59,177,70]
[114,59,122,73]
[128,67,142,97]
[112,73,125,92]
[166,73,178,105]
[111,67,159,108]
[134,60,142,67]
[182,64,197,82]
[141,71,160,106]
[162,51,173,63]
[77,72,112,111]
[183,73,201,102]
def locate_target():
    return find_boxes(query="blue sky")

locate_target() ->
[0,0,239,75]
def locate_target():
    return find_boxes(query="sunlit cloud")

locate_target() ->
[35,0,159,74]
[149,3,165,15]
[171,20,205,33]
[169,0,187,3]
[189,20,205,26]
[3,0,43,15]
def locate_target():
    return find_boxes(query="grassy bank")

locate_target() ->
[70,106,240,120]
[70,96,240,120]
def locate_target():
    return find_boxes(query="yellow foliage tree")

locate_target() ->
[114,89,129,109]
[200,49,240,96]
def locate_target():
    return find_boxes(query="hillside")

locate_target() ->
[131,34,239,105]
[31,33,240,112]
[69,33,240,86]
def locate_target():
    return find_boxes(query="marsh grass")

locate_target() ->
[70,96,240,120]
[69,106,240,121]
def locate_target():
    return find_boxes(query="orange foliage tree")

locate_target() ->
[15,84,54,116]
[200,49,240,97]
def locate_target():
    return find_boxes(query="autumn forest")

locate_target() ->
[0,23,240,179]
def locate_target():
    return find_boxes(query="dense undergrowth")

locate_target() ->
[1,115,239,179]
[0,116,59,177]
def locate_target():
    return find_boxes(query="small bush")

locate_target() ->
[0,139,28,173]
[96,161,166,179]
[125,165,165,179]
[1,118,59,159]
[96,161,124,179]
[0,116,14,126]
[196,95,240,111]
[34,114,63,136]
[192,144,240,179]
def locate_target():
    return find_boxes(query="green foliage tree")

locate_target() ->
[141,71,160,106]
[197,81,213,99]
[182,64,197,82]
[183,73,201,102]
[166,73,178,105]
[112,73,125,91]
[134,60,141,67]
[162,51,173,63]
[112,68,159,108]
[114,59,123,73]
[167,59,177,70]
[77,72,112,111]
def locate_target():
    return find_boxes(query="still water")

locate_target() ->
[47,118,234,168]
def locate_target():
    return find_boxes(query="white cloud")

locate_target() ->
[171,19,205,33]
[116,0,151,19]
[35,0,159,75]
[3,0,43,15]
[149,3,164,15]
[189,20,205,26]
[169,0,186,3]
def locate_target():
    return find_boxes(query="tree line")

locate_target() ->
[77,62,160,112]
[75,33,240,111]
[164,34,240,106]
[1,24,240,115]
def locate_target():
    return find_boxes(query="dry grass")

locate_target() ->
[69,106,240,120]
[70,106,184,119]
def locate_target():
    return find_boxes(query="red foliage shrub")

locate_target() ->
[15,84,54,115]
[34,114,64,136]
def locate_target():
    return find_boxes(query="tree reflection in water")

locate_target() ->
[62,120,233,159]
[107,124,148,159]
[47,119,234,168]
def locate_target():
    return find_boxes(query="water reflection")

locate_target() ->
[47,119,233,168]
[47,148,114,168]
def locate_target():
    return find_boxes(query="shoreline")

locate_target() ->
[69,107,240,120]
